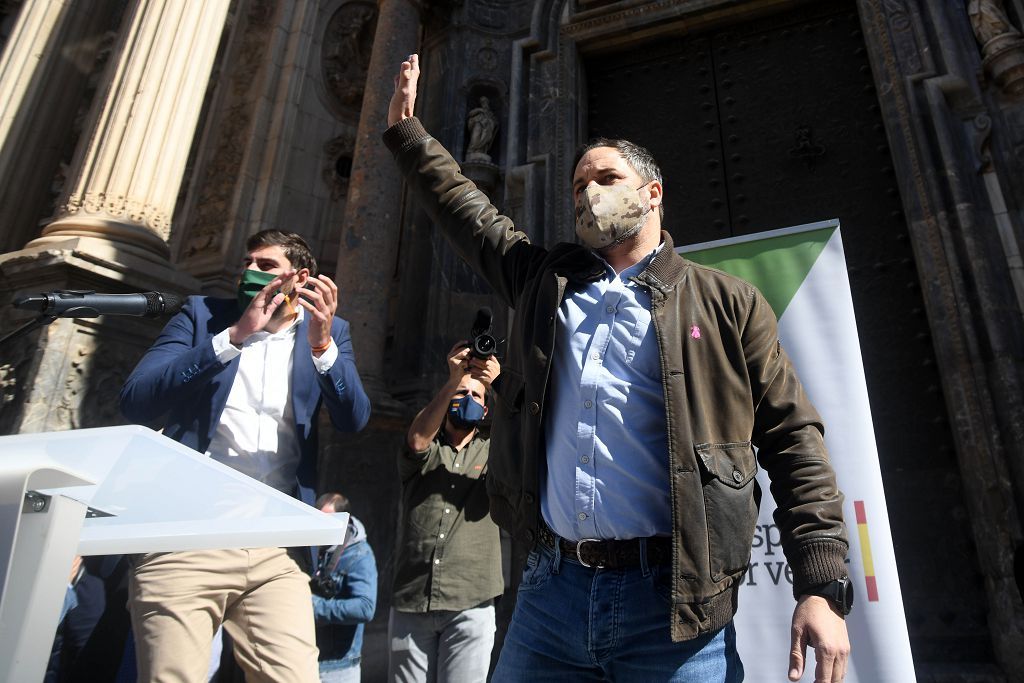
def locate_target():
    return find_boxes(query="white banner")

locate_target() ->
[680,220,916,682]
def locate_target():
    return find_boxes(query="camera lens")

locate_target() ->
[473,334,496,357]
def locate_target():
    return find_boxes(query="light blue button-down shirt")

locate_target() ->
[542,245,671,541]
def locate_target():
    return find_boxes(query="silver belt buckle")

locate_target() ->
[576,538,604,568]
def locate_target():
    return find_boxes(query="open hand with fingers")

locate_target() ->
[467,354,500,387]
[298,275,340,356]
[229,270,295,345]
[446,341,471,386]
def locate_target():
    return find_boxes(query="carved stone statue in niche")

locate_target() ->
[323,2,378,115]
[969,0,1020,45]
[968,0,1024,97]
[466,97,499,163]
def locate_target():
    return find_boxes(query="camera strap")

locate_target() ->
[322,522,356,576]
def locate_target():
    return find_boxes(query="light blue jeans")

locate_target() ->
[492,543,744,682]
[319,663,360,682]
[388,602,496,683]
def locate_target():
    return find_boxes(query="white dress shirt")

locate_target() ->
[205,308,337,493]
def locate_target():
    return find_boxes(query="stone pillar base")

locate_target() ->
[0,240,199,435]
[30,215,173,264]
[983,34,1024,97]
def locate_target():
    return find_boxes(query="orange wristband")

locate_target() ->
[311,339,332,354]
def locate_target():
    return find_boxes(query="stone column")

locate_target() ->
[26,0,232,264]
[0,0,232,436]
[0,0,123,254]
[335,0,421,403]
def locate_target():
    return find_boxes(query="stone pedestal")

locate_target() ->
[982,33,1024,97]
[0,239,200,434]
[462,159,501,195]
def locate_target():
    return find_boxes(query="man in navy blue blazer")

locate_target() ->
[119,229,370,683]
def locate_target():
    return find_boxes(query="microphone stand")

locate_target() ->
[0,314,58,349]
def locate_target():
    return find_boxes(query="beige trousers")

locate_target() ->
[129,547,319,683]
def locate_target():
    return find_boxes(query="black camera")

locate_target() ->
[468,307,498,359]
[310,571,344,598]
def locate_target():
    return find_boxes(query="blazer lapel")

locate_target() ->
[291,315,317,432]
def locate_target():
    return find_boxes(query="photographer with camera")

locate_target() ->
[310,492,377,682]
[388,325,503,683]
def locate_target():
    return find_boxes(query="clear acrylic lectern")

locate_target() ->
[0,425,349,683]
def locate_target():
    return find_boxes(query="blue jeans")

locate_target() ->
[319,663,360,682]
[492,543,744,682]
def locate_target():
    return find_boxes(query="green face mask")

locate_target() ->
[237,269,277,310]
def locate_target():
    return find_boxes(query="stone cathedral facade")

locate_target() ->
[1,0,1024,679]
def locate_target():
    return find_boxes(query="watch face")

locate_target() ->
[838,577,854,615]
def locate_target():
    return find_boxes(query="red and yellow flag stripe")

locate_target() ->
[854,500,879,602]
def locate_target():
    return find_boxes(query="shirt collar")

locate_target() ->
[248,306,303,343]
[596,241,665,281]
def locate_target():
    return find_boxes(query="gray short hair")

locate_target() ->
[575,138,664,220]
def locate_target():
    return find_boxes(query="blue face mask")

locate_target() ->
[448,394,485,429]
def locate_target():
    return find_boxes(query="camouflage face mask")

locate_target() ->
[574,182,650,250]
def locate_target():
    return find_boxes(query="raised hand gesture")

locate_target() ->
[229,270,295,345]
[388,53,420,127]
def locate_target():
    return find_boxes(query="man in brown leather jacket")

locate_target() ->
[383,54,851,683]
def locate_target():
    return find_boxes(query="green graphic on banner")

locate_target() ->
[684,227,834,318]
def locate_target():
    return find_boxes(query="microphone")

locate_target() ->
[13,290,185,318]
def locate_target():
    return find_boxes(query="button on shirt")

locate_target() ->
[392,435,503,613]
[206,309,337,493]
[543,244,671,541]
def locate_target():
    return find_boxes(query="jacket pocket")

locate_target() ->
[695,441,761,582]
[491,368,524,414]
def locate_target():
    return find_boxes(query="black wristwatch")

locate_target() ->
[804,577,854,615]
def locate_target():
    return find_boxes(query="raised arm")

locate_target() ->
[406,341,472,452]
[119,297,221,423]
[120,271,297,423]
[383,54,545,309]
[300,274,371,433]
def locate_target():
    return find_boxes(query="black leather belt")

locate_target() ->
[537,522,672,569]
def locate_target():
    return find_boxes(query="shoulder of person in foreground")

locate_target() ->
[118,295,237,424]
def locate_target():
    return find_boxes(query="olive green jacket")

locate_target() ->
[384,117,848,641]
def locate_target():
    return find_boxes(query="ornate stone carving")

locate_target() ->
[969,0,1018,45]
[58,191,171,240]
[46,30,118,221]
[968,0,1024,97]
[466,97,499,162]
[883,0,912,33]
[322,2,378,116]
[464,0,531,34]
[64,339,132,428]
[183,1,278,259]
[477,46,498,71]
[0,350,32,435]
[561,0,681,38]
